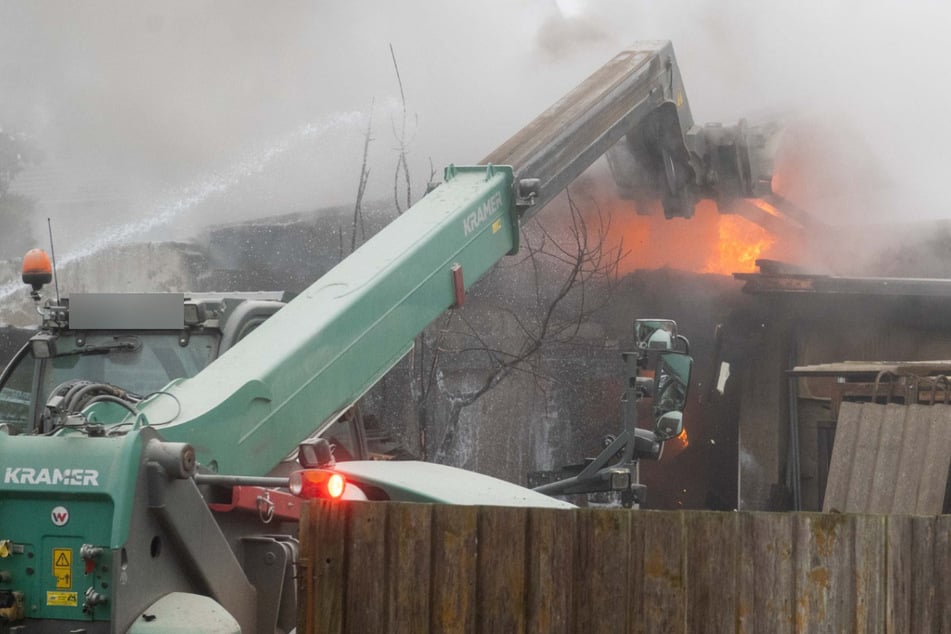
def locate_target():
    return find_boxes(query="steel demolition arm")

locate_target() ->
[483,40,694,221]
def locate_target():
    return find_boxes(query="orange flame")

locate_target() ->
[660,425,689,460]
[596,200,776,276]
[704,213,775,275]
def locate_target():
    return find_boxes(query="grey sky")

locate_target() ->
[1,1,948,254]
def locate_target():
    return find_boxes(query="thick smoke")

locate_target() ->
[0,1,948,260]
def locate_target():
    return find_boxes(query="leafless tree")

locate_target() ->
[410,191,626,462]
[354,53,624,465]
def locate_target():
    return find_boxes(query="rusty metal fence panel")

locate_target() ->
[298,503,951,633]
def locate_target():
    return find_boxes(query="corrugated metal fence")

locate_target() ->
[298,502,951,633]
[824,402,951,514]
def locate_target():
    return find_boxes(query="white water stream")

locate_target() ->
[0,110,370,305]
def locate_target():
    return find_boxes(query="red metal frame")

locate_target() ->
[208,485,302,521]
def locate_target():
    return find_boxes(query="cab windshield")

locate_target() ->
[0,331,219,433]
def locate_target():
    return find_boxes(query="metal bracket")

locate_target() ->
[256,490,275,524]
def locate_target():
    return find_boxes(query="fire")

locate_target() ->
[659,425,689,461]
[705,213,775,275]
[597,200,776,276]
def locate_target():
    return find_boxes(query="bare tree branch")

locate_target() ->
[389,43,415,214]
[429,191,625,461]
[350,100,375,253]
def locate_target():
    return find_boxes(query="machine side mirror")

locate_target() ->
[652,351,692,438]
[655,411,684,440]
[634,319,677,350]
[298,437,336,468]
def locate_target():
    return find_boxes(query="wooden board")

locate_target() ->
[573,508,631,633]
[430,504,477,633]
[300,503,951,633]
[526,507,575,634]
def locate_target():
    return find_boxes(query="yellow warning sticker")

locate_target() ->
[53,549,71,567]
[52,548,72,589]
[492,218,503,234]
[47,591,78,607]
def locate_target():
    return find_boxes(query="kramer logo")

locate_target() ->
[463,192,503,236]
[4,467,100,487]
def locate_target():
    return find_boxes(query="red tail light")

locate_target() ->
[289,469,346,500]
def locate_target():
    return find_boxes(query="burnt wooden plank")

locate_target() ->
[526,508,575,634]
[343,502,387,634]
[737,512,795,634]
[916,405,951,512]
[844,404,886,512]
[823,401,862,512]
[430,504,478,634]
[476,506,528,634]
[685,511,737,633]
[309,500,349,634]
[572,508,630,633]
[636,511,685,633]
[384,503,433,634]
[867,405,906,513]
